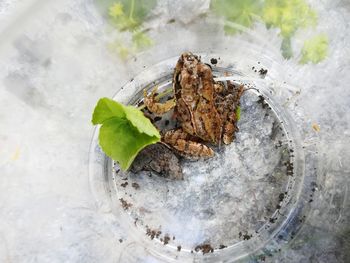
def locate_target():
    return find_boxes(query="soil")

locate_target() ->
[120,182,128,188]
[278,193,285,202]
[194,243,214,254]
[242,233,253,240]
[257,95,269,109]
[146,226,161,240]
[163,234,170,245]
[131,182,140,190]
[259,68,268,77]
[284,160,294,176]
[119,198,132,210]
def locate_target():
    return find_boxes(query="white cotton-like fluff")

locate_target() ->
[0,0,349,262]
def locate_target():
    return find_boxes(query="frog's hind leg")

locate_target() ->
[222,113,238,144]
[216,93,239,145]
[163,128,214,159]
[143,87,176,116]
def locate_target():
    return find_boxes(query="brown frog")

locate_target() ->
[144,52,244,158]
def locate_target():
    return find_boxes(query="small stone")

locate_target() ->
[210,58,218,65]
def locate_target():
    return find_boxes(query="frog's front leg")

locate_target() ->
[163,128,214,158]
[143,87,176,116]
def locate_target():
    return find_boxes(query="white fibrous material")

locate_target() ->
[0,0,349,262]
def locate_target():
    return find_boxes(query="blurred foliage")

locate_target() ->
[211,0,263,35]
[281,37,293,59]
[132,30,154,50]
[262,0,318,59]
[210,0,328,63]
[300,34,328,64]
[96,0,157,59]
[99,0,329,64]
[108,42,130,60]
[109,2,123,18]
[108,30,153,60]
[108,0,157,31]
[262,0,317,38]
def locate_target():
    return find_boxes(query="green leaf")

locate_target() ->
[99,118,159,170]
[92,98,161,170]
[92,97,125,124]
[235,106,241,121]
[123,105,160,138]
[299,34,328,64]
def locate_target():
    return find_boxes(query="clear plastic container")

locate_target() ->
[1,1,349,262]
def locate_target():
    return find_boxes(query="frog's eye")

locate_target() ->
[187,55,195,61]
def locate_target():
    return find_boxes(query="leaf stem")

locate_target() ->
[129,0,135,20]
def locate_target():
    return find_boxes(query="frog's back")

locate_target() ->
[173,52,199,136]
[173,52,222,144]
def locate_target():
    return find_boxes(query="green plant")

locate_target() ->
[92,98,160,170]
[300,34,328,64]
[210,0,328,63]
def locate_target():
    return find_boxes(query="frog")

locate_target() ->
[143,52,244,158]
